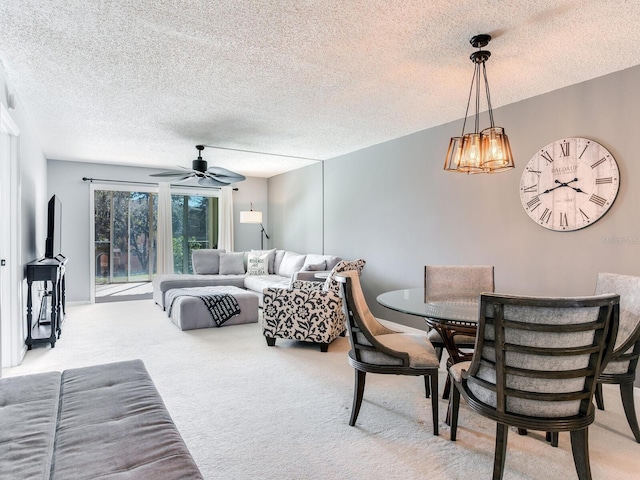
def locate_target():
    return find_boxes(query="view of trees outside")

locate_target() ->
[94,189,218,285]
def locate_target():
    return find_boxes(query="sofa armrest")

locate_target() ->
[292,270,330,283]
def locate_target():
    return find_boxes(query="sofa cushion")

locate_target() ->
[51,360,203,479]
[192,249,225,274]
[0,372,61,480]
[303,254,331,271]
[277,251,306,277]
[219,252,246,274]
[247,251,269,275]
[251,248,277,274]
[244,274,291,293]
[273,249,287,274]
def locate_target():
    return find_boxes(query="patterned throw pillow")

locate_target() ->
[247,252,269,276]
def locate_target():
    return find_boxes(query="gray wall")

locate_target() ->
[271,64,640,333]
[47,160,267,302]
[268,161,324,255]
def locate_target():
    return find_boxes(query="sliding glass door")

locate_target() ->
[171,193,219,274]
[93,186,219,297]
[94,190,157,285]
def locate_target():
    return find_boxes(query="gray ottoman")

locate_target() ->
[168,286,259,330]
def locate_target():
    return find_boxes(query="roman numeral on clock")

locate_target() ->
[579,143,590,159]
[523,185,538,193]
[540,208,552,224]
[579,208,589,221]
[559,212,568,227]
[595,177,612,184]
[527,196,541,210]
[560,142,570,157]
[591,157,606,169]
[540,150,553,164]
[589,194,607,207]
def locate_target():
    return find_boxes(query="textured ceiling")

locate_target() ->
[1,1,640,178]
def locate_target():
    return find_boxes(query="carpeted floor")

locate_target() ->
[3,300,640,479]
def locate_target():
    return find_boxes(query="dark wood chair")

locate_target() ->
[593,273,640,442]
[448,292,619,480]
[337,270,440,435]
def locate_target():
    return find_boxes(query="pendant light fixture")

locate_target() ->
[444,34,514,174]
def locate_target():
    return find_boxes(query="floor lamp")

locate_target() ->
[240,203,269,249]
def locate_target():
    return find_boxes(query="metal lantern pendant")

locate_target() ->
[444,34,514,174]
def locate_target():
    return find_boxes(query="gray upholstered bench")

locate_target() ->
[0,359,202,480]
[168,285,259,330]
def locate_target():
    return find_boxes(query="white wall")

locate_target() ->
[0,64,48,367]
[47,160,267,302]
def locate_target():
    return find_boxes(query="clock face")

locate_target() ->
[519,138,620,231]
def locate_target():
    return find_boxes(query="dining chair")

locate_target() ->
[337,270,440,435]
[424,265,495,360]
[448,292,619,480]
[593,272,640,442]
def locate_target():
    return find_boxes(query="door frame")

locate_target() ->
[0,102,23,368]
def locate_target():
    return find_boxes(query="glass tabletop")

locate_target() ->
[376,288,480,324]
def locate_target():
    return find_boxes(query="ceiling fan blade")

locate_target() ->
[206,168,246,183]
[150,170,192,177]
[198,176,230,187]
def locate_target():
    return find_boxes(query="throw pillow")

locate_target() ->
[192,249,226,274]
[250,248,277,274]
[302,262,326,271]
[277,251,306,277]
[219,252,246,275]
[247,252,269,275]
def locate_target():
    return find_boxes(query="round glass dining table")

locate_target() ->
[376,288,480,367]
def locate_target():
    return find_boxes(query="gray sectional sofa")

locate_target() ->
[0,359,202,480]
[153,248,341,308]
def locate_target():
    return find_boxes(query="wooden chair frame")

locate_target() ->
[449,293,619,480]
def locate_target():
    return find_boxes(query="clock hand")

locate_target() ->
[540,178,579,194]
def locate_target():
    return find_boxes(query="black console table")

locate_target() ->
[26,255,66,349]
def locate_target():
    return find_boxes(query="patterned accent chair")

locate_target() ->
[337,270,440,435]
[262,259,366,352]
[448,292,620,480]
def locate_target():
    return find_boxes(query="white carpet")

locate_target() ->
[3,300,640,480]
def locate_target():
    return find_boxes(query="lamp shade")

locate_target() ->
[240,210,262,224]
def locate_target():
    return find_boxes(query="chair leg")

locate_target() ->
[442,375,451,399]
[595,382,605,410]
[570,428,592,480]
[423,375,431,398]
[620,382,640,442]
[265,337,276,346]
[435,346,443,362]
[430,371,439,436]
[450,382,460,441]
[493,423,508,480]
[319,343,329,352]
[349,369,366,426]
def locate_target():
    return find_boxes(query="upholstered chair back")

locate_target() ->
[340,270,409,367]
[466,293,619,419]
[424,265,494,301]
[324,259,366,297]
[594,273,640,374]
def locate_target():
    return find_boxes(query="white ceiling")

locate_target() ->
[1,1,640,178]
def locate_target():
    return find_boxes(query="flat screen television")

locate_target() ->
[45,194,63,259]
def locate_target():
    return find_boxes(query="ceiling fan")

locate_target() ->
[150,145,247,187]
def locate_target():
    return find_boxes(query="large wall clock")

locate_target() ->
[519,137,620,231]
